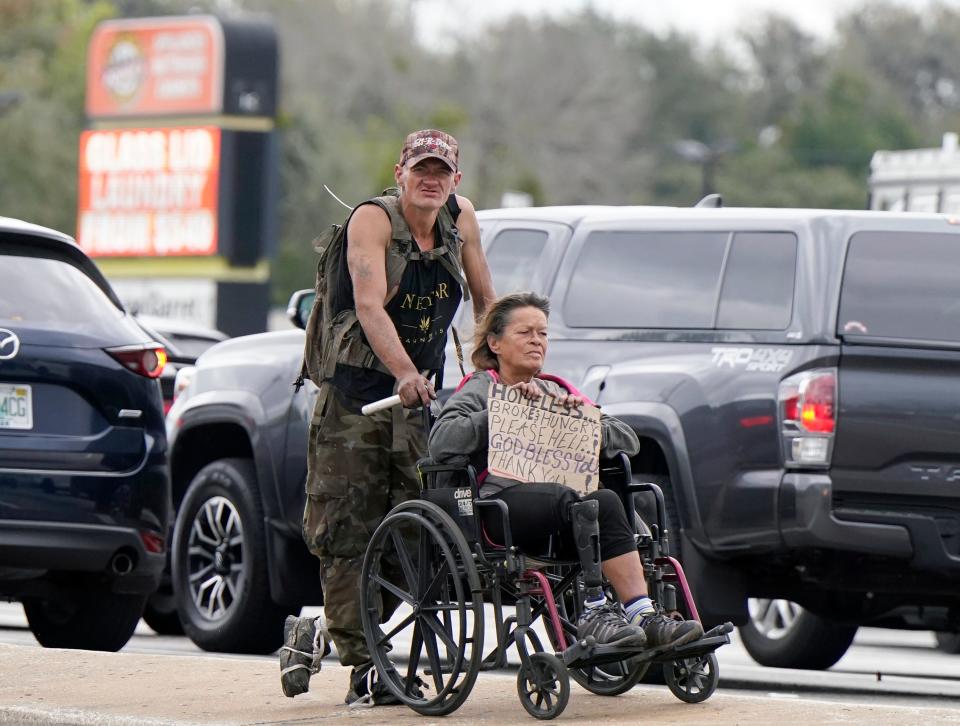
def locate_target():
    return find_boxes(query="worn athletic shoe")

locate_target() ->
[344,661,412,708]
[576,602,648,648]
[639,610,703,649]
[279,615,327,697]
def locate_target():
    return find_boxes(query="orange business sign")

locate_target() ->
[77,127,221,257]
[86,16,224,118]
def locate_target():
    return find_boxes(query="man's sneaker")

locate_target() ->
[576,602,647,648]
[279,615,327,697]
[639,611,703,649]
[344,661,413,708]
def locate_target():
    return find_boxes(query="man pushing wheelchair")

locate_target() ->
[282,285,731,717]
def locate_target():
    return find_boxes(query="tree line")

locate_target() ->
[1,0,958,302]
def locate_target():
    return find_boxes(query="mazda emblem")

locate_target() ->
[0,329,20,361]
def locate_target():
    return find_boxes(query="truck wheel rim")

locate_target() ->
[187,495,244,622]
[747,598,802,640]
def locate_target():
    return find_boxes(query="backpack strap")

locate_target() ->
[369,194,471,302]
[437,196,469,301]
[450,326,466,378]
[446,193,461,221]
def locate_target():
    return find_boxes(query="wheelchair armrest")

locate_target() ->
[475,497,513,552]
[624,480,667,547]
[598,451,633,489]
[417,456,481,497]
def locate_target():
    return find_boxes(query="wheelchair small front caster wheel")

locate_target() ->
[663,652,719,703]
[517,652,570,720]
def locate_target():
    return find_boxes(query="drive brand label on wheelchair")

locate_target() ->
[487,382,601,493]
[453,486,473,516]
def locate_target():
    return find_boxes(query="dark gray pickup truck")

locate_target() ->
[165,204,960,669]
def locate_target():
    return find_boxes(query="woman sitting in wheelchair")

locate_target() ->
[429,291,703,651]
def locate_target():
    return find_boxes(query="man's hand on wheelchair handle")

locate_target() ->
[398,371,436,408]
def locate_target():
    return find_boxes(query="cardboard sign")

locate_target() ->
[487,381,602,493]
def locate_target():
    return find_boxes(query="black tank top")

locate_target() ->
[330,202,463,405]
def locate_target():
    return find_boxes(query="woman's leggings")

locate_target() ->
[480,483,636,561]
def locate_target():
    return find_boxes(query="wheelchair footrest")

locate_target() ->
[562,636,648,669]
[563,621,734,669]
[704,621,735,638]
[649,622,734,663]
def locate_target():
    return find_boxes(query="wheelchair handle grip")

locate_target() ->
[361,394,402,415]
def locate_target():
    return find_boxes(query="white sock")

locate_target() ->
[624,596,655,625]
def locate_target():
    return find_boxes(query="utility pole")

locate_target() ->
[672,138,734,198]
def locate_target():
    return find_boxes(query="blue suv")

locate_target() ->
[0,218,170,651]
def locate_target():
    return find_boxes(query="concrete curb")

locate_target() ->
[2,643,960,725]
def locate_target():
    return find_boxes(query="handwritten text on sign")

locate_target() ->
[487,382,601,493]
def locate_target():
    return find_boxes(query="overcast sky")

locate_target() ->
[412,0,950,48]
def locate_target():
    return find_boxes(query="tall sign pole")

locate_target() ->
[79,15,279,337]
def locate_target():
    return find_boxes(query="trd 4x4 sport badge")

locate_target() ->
[711,347,792,373]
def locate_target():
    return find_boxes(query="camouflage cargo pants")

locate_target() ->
[302,384,424,667]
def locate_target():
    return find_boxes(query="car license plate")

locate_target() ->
[0,384,32,430]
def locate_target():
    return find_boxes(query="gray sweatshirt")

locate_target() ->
[428,370,641,496]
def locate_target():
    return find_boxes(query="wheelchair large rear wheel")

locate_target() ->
[361,500,484,716]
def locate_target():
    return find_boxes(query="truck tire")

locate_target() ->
[24,585,146,652]
[171,458,288,654]
[632,473,681,558]
[142,582,184,636]
[935,632,960,654]
[739,599,857,669]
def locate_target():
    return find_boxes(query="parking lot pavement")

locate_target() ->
[2,642,960,725]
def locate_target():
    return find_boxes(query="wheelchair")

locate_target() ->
[358,450,733,719]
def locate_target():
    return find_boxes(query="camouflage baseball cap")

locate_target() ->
[399,129,459,171]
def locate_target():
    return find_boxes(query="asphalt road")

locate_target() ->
[1,602,959,711]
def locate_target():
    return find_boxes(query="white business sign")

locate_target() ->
[111,277,217,328]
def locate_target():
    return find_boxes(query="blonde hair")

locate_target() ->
[471,292,550,371]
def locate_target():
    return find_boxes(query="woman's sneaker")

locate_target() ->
[279,615,327,697]
[638,610,703,649]
[576,602,647,648]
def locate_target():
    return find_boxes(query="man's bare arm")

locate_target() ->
[455,195,496,320]
[347,204,433,406]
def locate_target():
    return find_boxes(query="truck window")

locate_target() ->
[839,230,960,344]
[455,228,549,342]
[485,228,548,294]
[564,231,727,328]
[717,232,797,330]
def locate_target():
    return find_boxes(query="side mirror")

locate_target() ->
[286,289,316,330]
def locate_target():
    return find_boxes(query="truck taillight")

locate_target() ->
[778,368,836,468]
